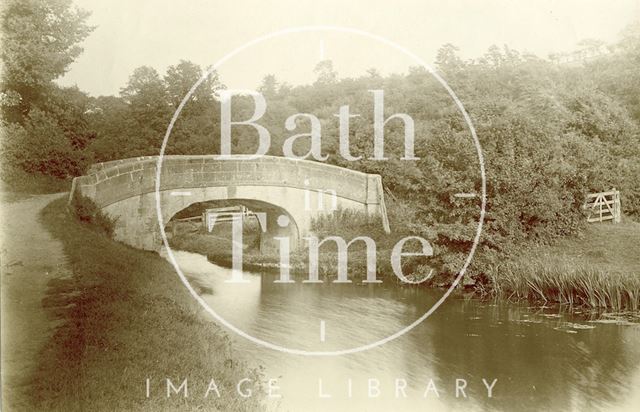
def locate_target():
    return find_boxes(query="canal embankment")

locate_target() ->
[31,197,265,411]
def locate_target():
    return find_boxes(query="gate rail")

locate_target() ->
[583,189,621,223]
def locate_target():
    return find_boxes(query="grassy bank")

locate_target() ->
[170,215,640,312]
[169,231,434,284]
[169,208,433,284]
[483,221,640,311]
[36,198,265,411]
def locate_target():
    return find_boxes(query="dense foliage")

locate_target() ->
[1,0,639,279]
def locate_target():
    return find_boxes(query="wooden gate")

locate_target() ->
[583,189,621,223]
[203,206,250,232]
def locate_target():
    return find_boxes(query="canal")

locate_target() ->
[164,249,640,411]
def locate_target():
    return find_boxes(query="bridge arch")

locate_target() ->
[165,196,302,252]
[70,155,389,251]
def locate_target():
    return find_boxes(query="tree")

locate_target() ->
[90,62,224,157]
[85,95,136,161]
[163,61,221,154]
[313,60,338,85]
[164,60,220,110]
[0,0,95,181]
[2,108,88,177]
[258,74,278,98]
[119,66,171,150]
[435,44,465,75]
[1,0,93,122]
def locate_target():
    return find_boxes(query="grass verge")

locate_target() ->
[35,197,265,411]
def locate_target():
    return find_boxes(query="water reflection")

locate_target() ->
[164,249,640,411]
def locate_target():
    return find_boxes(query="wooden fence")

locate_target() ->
[583,189,621,223]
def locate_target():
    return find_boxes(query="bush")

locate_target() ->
[1,110,91,179]
[70,194,115,237]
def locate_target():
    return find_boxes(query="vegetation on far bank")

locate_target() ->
[169,208,640,311]
[36,197,265,411]
[169,208,434,284]
[483,220,640,311]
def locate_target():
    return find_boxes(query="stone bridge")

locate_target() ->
[69,155,390,251]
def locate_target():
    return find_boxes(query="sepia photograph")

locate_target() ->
[1,0,639,411]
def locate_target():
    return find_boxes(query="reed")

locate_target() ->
[485,254,640,311]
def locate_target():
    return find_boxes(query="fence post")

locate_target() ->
[613,188,621,223]
[599,194,603,222]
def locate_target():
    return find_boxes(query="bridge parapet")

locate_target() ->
[71,155,390,233]
[70,155,392,250]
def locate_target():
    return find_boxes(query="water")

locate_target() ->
[164,249,640,411]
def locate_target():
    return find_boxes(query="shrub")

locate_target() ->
[1,110,91,179]
[70,193,115,237]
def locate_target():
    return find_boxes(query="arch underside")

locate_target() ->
[166,197,300,252]
[103,184,375,251]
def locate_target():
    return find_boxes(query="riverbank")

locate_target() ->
[169,219,640,312]
[169,232,431,284]
[484,220,640,311]
[35,198,265,411]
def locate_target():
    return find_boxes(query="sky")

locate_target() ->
[58,0,640,97]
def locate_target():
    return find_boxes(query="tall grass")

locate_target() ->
[70,193,116,237]
[311,208,392,246]
[178,209,432,283]
[486,256,640,311]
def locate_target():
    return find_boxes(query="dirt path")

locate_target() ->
[1,193,69,411]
